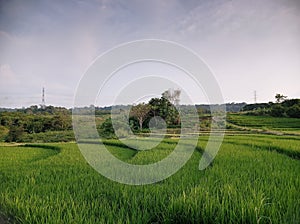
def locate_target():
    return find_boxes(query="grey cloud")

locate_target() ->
[0,0,299,107]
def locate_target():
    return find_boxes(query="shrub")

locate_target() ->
[98,117,131,139]
[286,105,300,118]
[5,125,24,142]
[20,131,75,142]
[270,104,285,117]
[0,126,9,141]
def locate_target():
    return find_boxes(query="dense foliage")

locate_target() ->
[242,98,300,118]
[1,94,299,142]
[0,106,72,142]
[98,90,183,138]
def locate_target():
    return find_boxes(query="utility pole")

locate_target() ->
[254,90,257,104]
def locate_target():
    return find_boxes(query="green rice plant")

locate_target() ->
[0,133,299,223]
[227,114,300,131]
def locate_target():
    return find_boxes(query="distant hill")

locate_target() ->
[196,103,247,113]
[0,102,248,114]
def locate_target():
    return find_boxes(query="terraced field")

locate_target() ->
[227,114,300,131]
[0,133,299,223]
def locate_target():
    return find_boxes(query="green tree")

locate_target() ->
[286,105,300,118]
[161,90,180,126]
[24,117,44,133]
[162,89,181,105]
[270,104,285,117]
[275,93,287,103]
[52,115,72,131]
[148,98,161,117]
[130,103,151,130]
[148,90,181,127]
[281,99,300,108]
[5,119,24,142]
[98,117,116,139]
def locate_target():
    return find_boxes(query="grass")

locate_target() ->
[0,133,299,223]
[227,114,300,130]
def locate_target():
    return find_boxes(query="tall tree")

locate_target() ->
[162,89,181,105]
[275,93,287,103]
[161,89,181,126]
[130,103,151,130]
[148,98,161,117]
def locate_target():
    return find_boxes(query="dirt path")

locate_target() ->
[226,121,300,136]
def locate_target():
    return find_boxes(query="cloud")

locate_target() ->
[0,64,19,87]
[0,0,299,107]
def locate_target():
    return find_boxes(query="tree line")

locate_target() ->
[3,92,296,142]
[0,106,72,142]
[242,94,300,118]
[0,89,186,142]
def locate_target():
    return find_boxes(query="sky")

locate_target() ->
[0,0,299,108]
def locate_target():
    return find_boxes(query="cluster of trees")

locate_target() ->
[98,89,183,138]
[242,94,300,118]
[0,106,72,142]
[130,89,182,130]
[271,98,300,118]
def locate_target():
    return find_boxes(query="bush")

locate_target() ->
[281,99,300,108]
[98,117,131,139]
[245,108,269,116]
[21,131,75,142]
[5,125,24,142]
[270,105,285,117]
[286,105,300,118]
[0,125,9,141]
